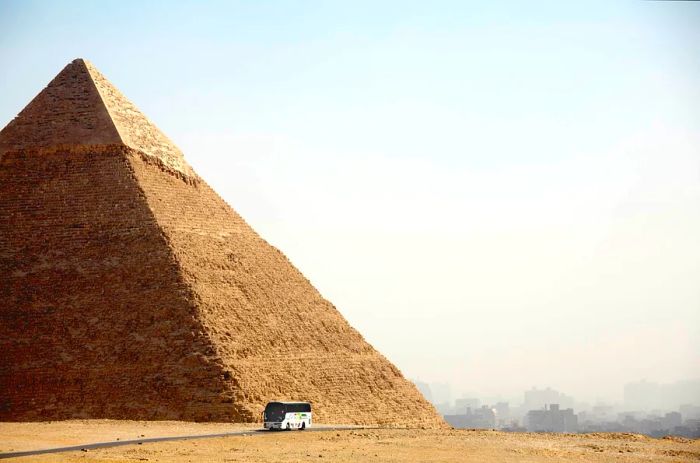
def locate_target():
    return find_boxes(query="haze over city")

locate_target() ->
[1,0,698,406]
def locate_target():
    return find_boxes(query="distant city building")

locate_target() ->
[624,379,700,411]
[525,404,578,433]
[524,387,574,411]
[431,382,452,406]
[591,404,615,420]
[431,382,700,438]
[435,402,456,415]
[455,398,480,411]
[444,406,497,429]
[624,380,661,411]
[661,412,681,432]
[680,404,700,420]
[679,419,700,438]
[579,409,700,438]
[493,402,510,427]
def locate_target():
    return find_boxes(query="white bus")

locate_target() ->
[263,401,312,430]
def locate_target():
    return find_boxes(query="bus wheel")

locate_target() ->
[300,422,306,431]
[286,423,291,431]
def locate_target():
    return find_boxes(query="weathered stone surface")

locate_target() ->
[0,59,444,427]
[0,59,193,177]
[0,60,121,155]
[0,145,237,421]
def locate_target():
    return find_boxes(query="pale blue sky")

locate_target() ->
[2,1,699,403]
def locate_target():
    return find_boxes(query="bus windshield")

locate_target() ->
[264,402,286,422]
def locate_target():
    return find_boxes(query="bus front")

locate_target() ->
[263,402,286,430]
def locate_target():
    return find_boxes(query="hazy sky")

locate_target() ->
[1,1,699,403]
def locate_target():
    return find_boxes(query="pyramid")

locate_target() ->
[0,59,444,427]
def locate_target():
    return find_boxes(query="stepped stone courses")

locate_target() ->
[0,59,445,427]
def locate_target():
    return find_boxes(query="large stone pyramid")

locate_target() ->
[0,59,444,427]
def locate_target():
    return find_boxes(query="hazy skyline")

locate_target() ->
[1,1,698,403]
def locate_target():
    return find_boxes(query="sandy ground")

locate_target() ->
[0,420,256,453]
[1,420,698,462]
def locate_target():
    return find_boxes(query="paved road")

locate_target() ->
[0,425,363,460]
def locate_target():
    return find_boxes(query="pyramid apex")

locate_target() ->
[1,59,194,177]
[72,58,92,67]
[0,59,122,156]
[67,58,97,68]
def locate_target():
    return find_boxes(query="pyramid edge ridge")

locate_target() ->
[80,58,127,146]
[81,60,196,178]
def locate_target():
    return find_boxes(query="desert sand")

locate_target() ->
[1,420,698,462]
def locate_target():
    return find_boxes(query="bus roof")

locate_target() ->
[267,401,310,404]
